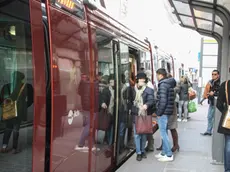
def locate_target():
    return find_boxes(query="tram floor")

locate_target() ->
[0,126,33,172]
[116,104,225,172]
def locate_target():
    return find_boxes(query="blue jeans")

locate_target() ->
[119,122,125,137]
[107,125,113,145]
[158,115,172,157]
[79,111,96,146]
[224,134,230,172]
[133,124,147,155]
[207,105,215,133]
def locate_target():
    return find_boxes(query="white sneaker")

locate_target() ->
[182,119,188,122]
[177,118,182,122]
[155,152,166,159]
[75,146,89,150]
[158,155,174,162]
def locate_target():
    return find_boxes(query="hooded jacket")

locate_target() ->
[156,77,176,116]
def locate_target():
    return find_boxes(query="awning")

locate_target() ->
[167,0,230,40]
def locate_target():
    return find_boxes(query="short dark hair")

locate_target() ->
[167,73,172,78]
[156,68,167,77]
[212,70,219,74]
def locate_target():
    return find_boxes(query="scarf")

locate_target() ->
[134,85,146,116]
[108,86,114,115]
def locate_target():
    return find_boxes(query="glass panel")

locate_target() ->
[95,38,115,171]
[117,42,134,163]
[218,0,230,11]
[215,15,223,25]
[180,15,194,27]
[214,24,223,36]
[173,1,192,16]
[202,55,218,67]
[193,8,213,20]
[0,1,34,171]
[196,18,212,31]
[203,43,218,55]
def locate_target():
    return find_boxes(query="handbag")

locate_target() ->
[96,109,112,131]
[135,110,152,134]
[188,87,196,100]
[1,84,26,121]
[222,81,230,129]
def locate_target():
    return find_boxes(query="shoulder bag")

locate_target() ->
[1,84,26,121]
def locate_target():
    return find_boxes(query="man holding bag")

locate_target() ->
[130,72,155,161]
[155,68,176,162]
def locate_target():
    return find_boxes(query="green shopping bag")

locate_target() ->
[188,101,197,113]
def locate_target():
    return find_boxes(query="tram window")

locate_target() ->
[0,2,34,172]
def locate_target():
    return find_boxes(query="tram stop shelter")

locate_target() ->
[167,0,230,164]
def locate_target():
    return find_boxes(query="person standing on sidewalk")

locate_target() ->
[155,68,176,162]
[201,70,220,136]
[145,70,155,152]
[216,80,230,172]
[130,72,155,161]
[176,76,190,122]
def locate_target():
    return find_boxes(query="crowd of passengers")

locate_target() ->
[76,68,230,171]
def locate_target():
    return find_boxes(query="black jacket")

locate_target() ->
[208,79,220,105]
[130,86,155,116]
[216,81,230,135]
[78,79,99,112]
[176,82,189,101]
[156,77,176,116]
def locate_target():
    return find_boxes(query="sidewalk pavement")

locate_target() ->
[116,104,224,172]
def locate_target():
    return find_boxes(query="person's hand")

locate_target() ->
[101,103,107,109]
[208,91,214,96]
[152,113,157,117]
[142,104,147,110]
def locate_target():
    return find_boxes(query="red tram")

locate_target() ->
[0,0,153,172]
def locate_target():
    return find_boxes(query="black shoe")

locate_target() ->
[136,154,142,161]
[200,132,212,136]
[145,147,154,152]
[141,152,147,159]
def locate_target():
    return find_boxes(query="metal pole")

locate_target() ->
[198,37,204,103]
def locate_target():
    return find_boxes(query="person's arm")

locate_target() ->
[145,88,155,108]
[203,82,211,99]
[26,84,34,108]
[216,82,226,113]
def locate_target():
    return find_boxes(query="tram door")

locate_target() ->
[114,42,137,164]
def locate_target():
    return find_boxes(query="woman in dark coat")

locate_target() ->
[130,72,155,161]
[216,80,230,172]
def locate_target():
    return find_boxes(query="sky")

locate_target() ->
[102,0,202,69]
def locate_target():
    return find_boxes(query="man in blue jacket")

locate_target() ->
[155,68,176,162]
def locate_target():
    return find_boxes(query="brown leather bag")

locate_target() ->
[96,109,112,131]
[135,115,152,134]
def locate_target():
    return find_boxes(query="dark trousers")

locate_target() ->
[3,118,21,149]
[224,134,230,172]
